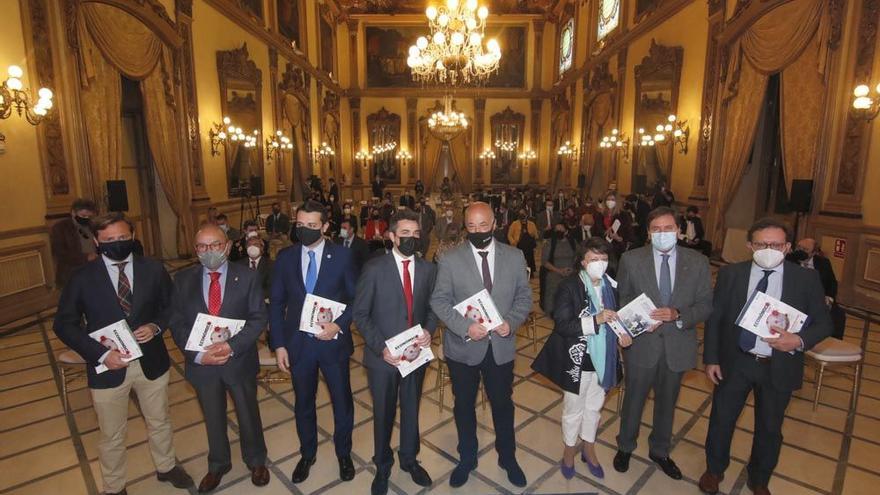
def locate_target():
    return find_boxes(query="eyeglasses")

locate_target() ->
[751,242,787,251]
[195,241,226,253]
[648,225,678,233]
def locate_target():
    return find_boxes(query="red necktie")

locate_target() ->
[208,272,222,316]
[402,260,413,327]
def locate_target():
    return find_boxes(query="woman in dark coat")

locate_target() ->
[532,237,632,480]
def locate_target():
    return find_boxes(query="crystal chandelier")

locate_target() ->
[407,0,501,86]
[428,95,469,141]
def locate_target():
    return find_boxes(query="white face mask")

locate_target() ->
[651,231,677,252]
[339,228,349,239]
[246,245,261,259]
[753,248,785,269]
[585,260,608,281]
[605,200,616,209]
[246,231,258,239]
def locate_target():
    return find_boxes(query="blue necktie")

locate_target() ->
[659,254,672,306]
[739,270,774,352]
[305,250,317,294]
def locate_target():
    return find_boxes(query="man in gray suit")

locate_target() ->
[613,206,713,480]
[430,202,533,488]
[353,209,438,495]
[169,225,270,492]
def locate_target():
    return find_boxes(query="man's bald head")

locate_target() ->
[797,238,817,255]
[196,224,228,243]
[465,201,495,234]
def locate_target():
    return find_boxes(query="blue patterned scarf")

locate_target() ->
[579,270,619,390]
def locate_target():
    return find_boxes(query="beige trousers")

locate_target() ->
[90,360,176,493]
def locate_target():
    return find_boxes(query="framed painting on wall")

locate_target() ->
[277,0,301,48]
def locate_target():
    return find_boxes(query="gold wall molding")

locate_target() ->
[203,0,341,94]
[176,0,209,201]
[690,1,725,201]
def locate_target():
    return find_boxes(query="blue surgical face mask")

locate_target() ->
[651,231,677,252]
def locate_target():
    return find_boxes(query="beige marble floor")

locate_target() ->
[0,265,877,495]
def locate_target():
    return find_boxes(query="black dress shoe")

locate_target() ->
[498,459,527,487]
[291,457,316,484]
[449,462,476,488]
[198,465,232,493]
[157,465,195,488]
[401,462,432,487]
[613,450,631,473]
[250,465,270,487]
[371,473,389,495]
[339,455,355,481]
[649,454,682,480]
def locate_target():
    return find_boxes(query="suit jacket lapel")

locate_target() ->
[96,261,126,319]
[220,263,238,317]
[644,248,661,303]
[313,242,334,294]
[129,256,143,317]
[672,249,689,303]
[781,262,796,305]
[196,266,209,314]
[389,254,409,323]
[294,244,306,293]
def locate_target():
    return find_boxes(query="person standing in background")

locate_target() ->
[50,198,98,288]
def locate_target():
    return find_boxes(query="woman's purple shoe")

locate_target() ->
[582,453,605,479]
[560,460,576,480]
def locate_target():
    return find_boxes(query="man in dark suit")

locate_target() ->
[50,198,98,287]
[230,220,268,262]
[270,200,358,484]
[372,176,385,199]
[679,206,712,257]
[54,213,193,495]
[399,188,416,209]
[537,198,562,239]
[416,198,436,255]
[353,209,438,495]
[430,202,533,488]
[789,238,844,339]
[335,219,369,271]
[614,207,713,480]
[266,202,290,239]
[328,178,339,200]
[169,224,269,493]
[236,237,273,299]
[699,219,832,495]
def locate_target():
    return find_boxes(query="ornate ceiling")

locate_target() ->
[334,0,556,15]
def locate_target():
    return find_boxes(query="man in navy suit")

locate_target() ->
[169,224,270,493]
[270,200,358,484]
[353,210,438,495]
[54,213,193,495]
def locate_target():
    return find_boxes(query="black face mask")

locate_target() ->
[296,226,323,246]
[555,230,566,239]
[98,239,135,261]
[383,239,394,251]
[396,236,418,257]
[75,216,91,226]
[789,249,810,262]
[467,231,493,249]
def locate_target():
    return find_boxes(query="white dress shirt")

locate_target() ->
[746,261,784,357]
[469,238,496,285]
[301,239,326,284]
[652,245,678,293]
[392,248,415,288]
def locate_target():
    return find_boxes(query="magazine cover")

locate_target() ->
[385,324,435,378]
[89,320,143,374]
[185,313,246,352]
[299,294,347,339]
[453,289,503,332]
[736,291,808,339]
[615,293,661,338]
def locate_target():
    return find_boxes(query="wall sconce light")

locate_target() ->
[636,127,656,147]
[518,149,536,161]
[355,149,372,165]
[663,114,689,153]
[599,128,630,161]
[556,140,577,158]
[265,130,293,161]
[395,148,412,165]
[209,116,258,155]
[315,142,335,158]
[0,64,54,143]
[479,148,496,163]
[852,83,880,120]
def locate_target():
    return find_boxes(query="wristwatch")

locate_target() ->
[673,308,684,329]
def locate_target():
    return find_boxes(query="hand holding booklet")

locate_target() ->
[185,313,246,352]
[299,294,346,339]
[736,291,808,339]
[385,324,435,377]
[614,293,661,338]
[90,320,143,374]
[454,289,503,333]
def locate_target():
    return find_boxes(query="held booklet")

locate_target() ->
[454,289,503,332]
[736,291,808,339]
[185,313,246,352]
[90,320,143,374]
[299,294,347,339]
[385,324,435,378]
[614,293,661,338]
